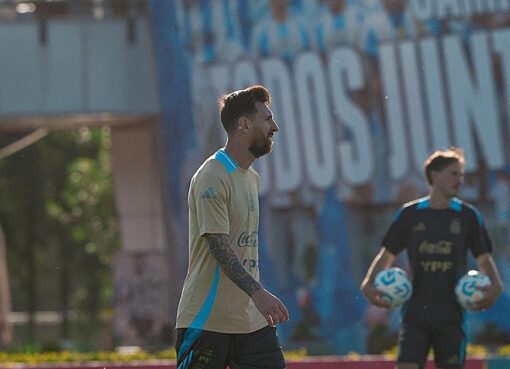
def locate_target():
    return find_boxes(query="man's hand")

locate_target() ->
[251,288,289,326]
[474,253,504,311]
[360,248,396,309]
[361,284,392,309]
[472,283,503,311]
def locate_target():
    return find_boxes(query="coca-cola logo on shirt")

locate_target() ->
[237,231,258,248]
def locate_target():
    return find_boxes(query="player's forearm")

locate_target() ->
[206,233,262,296]
[361,247,395,289]
[476,253,504,292]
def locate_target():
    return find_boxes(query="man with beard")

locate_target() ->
[175,85,288,369]
[360,148,503,369]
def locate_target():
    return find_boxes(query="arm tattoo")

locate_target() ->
[206,233,261,296]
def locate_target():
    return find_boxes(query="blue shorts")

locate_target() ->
[397,317,466,369]
[175,326,286,369]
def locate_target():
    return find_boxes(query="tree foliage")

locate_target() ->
[0,127,119,348]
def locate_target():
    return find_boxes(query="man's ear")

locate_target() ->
[429,171,437,185]
[237,116,250,133]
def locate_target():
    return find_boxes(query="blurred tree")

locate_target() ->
[0,127,119,348]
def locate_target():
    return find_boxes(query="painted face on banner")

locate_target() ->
[270,0,289,19]
[327,0,347,14]
[382,0,407,14]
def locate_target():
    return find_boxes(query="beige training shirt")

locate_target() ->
[176,149,267,333]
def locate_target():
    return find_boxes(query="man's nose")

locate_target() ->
[272,121,279,132]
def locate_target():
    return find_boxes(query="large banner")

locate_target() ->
[150,0,510,354]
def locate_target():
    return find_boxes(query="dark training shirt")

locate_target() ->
[383,196,492,323]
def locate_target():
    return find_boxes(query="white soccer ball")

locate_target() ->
[374,267,413,308]
[455,270,491,310]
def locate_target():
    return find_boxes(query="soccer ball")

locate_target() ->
[455,270,491,310]
[374,267,413,308]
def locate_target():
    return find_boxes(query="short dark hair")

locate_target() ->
[424,147,465,185]
[219,85,271,134]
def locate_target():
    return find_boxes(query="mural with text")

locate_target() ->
[151,0,510,353]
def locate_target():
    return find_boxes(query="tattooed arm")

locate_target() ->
[205,233,289,325]
[205,233,261,296]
